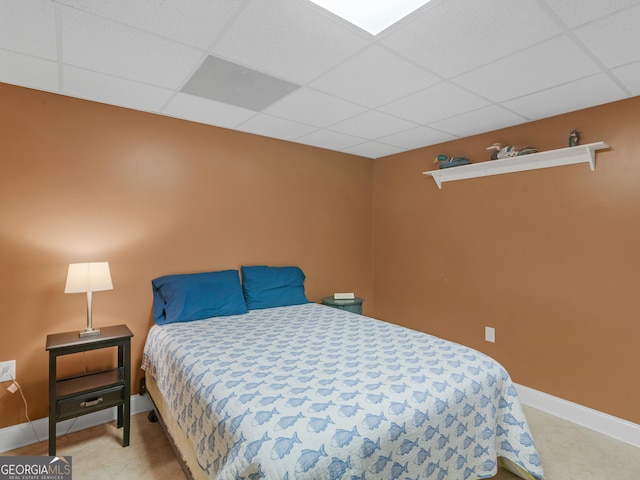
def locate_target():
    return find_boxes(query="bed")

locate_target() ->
[141,267,544,480]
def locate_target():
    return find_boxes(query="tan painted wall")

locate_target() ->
[1,80,638,432]
[0,83,373,429]
[372,96,640,424]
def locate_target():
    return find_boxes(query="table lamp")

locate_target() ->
[64,262,113,337]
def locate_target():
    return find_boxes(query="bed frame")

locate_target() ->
[142,375,202,480]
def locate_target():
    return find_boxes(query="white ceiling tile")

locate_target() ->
[162,93,255,129]
[329,111,418,140]
[0,50,59,92]
[503,74,628,120]
[63,66,174,112]
[237,114,318,141]
[613,61,640,94]
[544,0,640,28]
[379,82,490,124]
[429,105,527,138]
[381,0,560,78]
[295,129,365,151]
[54,0,244,49]
[0,0,57,60]
[341,141,406,159]
[574,5,640,68]
[212,0,369,84]
[62,8,203,89]
[454,36,601,102]
[264,88,366,127]
[379,126,457,149]
[1,0,638,157]
[310,45,439,107]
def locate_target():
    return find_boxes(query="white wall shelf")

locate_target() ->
[423,142,609,189]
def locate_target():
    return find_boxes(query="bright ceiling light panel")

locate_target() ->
[309,0,432,35]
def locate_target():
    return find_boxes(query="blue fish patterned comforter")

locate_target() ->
[141,303,544,480]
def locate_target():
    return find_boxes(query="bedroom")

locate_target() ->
[1,0,639,478]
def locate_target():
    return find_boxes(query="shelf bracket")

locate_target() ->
[587,146,596,171]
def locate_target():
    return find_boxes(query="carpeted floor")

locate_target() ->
[4,405,640,479]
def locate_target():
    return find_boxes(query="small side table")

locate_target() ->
[321,296,364,315]
[46,324,133,456]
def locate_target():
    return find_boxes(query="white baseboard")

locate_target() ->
[0,394,153,454]
[2,387,639,454]
[515,383,640,449]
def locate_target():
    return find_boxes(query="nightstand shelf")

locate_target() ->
[46,324,133,456]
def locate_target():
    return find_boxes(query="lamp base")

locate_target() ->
[79,328,101,338]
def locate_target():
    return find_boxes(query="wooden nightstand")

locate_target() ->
[46,324,133,456]
[321,296,364,315]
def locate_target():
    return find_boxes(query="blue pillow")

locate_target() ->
[241,265,310,310]
[152,270,248,325]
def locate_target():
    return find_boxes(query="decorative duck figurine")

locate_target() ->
[486,143,537,160]
[434,154,471,169]
[569,130,580,147]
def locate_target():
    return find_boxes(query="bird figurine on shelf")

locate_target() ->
[569,130,580,147]
[434,154,471,169]
[486,143,537,160]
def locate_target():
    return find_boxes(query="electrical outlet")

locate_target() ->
[485,327,495,343]
[0,360,16,382]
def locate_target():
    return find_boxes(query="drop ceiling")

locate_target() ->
[2,0,640,159]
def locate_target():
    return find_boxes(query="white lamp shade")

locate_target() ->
[65,262,113,293]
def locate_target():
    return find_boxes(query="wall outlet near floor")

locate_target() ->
[0,360,16,382]
[485,327,495,343]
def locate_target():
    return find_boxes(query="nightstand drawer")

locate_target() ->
[57,384,124,420]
